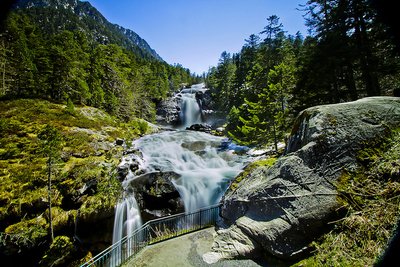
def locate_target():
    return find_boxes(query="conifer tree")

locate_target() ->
[38,125,63,242]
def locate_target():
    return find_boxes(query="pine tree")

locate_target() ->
[38,125,63,242]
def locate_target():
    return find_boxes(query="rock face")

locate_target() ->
[156,96,182,125]
[208,97,400,261]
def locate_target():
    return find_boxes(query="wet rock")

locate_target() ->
[117,151,144,180]
[78,179,98,195]
[181,140,206,151]
[186,123,212,133]
[115,138,124,146]
[129,172,184,220]
[117,164,129,181]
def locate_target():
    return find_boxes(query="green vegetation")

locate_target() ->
[0,99,154,264]
[40,235,75,266]
[294,130,400,266]
[229,157,277,191]
[207,1,400,149]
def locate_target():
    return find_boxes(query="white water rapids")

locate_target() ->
[112,84,248,251]
[133,130,246,212]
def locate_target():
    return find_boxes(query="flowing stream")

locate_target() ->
[112,84,248,249]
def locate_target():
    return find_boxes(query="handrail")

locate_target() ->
[80,204,221,267]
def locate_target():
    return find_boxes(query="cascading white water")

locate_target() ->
[112,157,144,255]
[133,130,247,212]
[112,84,248,249]
[112,194,142,244]
[180,93,202,128]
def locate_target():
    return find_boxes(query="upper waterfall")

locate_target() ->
[178,84,207,128]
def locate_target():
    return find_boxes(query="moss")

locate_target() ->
[50,207,77,232]
[229,157,277,191]
[78,194,116,223]
[4,216,48,248]
[0,99,149,263]
[40,235,75,267]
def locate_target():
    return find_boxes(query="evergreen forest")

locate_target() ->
[206,0,400,148]
[0,5,201,123]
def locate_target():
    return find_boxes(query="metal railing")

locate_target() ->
[80,204,221,267]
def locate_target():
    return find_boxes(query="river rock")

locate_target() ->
[186,123,212,133]
[208,97,400,261]
[129,172,184,221]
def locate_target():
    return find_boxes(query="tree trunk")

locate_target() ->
[47,156,54,242]
[272,120,278,152]
[353,0,380,96]
[346,63,358,100]
[1,39,5,96]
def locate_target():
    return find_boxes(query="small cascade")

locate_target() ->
[111,157,144,253]
[178,84,207,128]
[180,93,202,128]
[112,194,142,244]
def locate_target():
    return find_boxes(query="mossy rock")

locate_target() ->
[78,194,116,224]
[228,157,277,191]
[40,235,75,266]
[0,99,152,264]
[50,207,77,233]
[3,215,48,254]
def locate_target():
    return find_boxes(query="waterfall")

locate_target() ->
[111,156,144,257]
[112,195,142,244]
[111,84,248,250]
[179,85,205,128]
[180,93,202,128]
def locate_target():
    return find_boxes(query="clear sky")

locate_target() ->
[88,0,308,75]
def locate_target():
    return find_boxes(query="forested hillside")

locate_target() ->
[0,0,200,122]
[206,0,400,148]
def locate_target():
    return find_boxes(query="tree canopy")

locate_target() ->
[207,2,399,148]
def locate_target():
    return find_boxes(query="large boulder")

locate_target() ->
[129,171,184,221]
[205,97,400,262]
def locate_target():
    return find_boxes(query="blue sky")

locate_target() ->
[88,0,308,75]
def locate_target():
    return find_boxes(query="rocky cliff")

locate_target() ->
[204,97,400,262]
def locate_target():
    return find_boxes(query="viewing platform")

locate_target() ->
[123,228,265,267]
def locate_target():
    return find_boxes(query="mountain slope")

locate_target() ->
[14,0,163,61]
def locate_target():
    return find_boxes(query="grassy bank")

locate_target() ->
[0,99,153,265]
